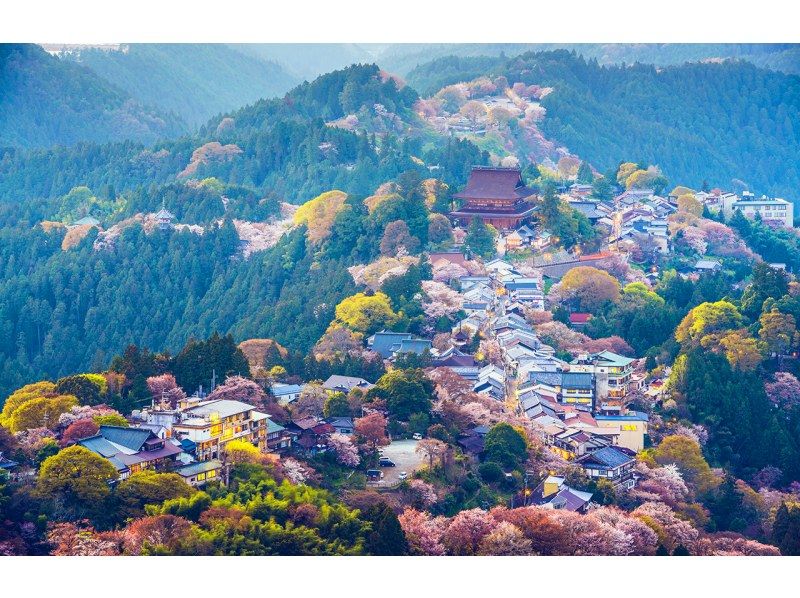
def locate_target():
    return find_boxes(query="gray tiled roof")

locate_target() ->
[176,459,222,478]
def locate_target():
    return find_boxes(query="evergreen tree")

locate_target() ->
[465,217,497,259]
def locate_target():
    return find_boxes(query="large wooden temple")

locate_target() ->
[450,166,538,230]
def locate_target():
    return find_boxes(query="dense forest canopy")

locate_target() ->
[0,63,488,397]
[0,44,184,148]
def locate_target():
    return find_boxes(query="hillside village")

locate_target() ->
[1,48,800,558]
[3,154,800,557]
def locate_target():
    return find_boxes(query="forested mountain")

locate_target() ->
[409,51,800,198]
[229,43,800,81]
[0,44,184,148]
[0,63,482,210]
[65,44,299,127]
[380,43,800,77]
[0,63,488,397]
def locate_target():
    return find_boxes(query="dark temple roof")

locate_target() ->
[453,167,535,201]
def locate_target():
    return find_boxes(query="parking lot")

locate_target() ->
[374,439,424,486]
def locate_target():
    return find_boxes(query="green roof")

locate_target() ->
[593,351,634,367]
[267,419,286,433]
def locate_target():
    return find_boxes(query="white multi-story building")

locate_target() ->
[721,192,794,228]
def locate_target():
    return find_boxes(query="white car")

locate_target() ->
[412,433,422,440]
[398,471,408,480]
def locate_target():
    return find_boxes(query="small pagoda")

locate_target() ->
[450,166,537,230]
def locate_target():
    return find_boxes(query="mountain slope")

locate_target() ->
[383,43,800,78]
[67,44,300,127]
[0,44,184,148]
[408,51,800,198]
[232,43,374,81]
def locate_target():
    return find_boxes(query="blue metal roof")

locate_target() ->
[369,331,413,358]
[580,446,634,468]
[98,426,152,451]
[596,411,649,422]
[271,383,303,396]
[397,338,432,355]
[561,372,594,389]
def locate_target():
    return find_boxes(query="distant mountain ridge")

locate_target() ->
[0,44,184,148]
[64,44,300,127]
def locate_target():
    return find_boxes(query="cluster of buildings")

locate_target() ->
[422,247,649,499]
[703,189,794,228]
[74,394,292,487]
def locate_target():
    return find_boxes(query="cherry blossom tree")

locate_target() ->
[594,253,632,281]
[354,412,389,450]
[421,280,463,320]
[432,260,468,283]
[524,309,553,325]
[208,375,267,408]
[536,321,590,352]
[293,383,327,419]
[587,507,658,555]
[327,433,360,467]
[442,508,498,555]
[281,458,314,485]
[56,405,119,430]
[416,438,447,471]
[122,515,193,555]
[765,372,800,409]
[313,327,364,361]
[477,339,503,366]
[146,373,187,407]
[47,521,122,556]
[692,532,779,556]
[404,479,438,509]
[14,427,56,459]
[398,508,447,555]
[580,335,634,356]
[633,501,699,552]
[60,419,99,446]
[633,463,690,506]
[477,521,534,555]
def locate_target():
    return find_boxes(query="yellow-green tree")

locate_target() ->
[759,309,798,355]
[0,381,56,423]
[293,190,348,244]
[7,394,78,433]
[558,266,621,312]
[675,301,743,346]
[652,435,721,496]
[94,413,129,428]
[617,162,639,185]
[718,329,763,372]
[116,470,194,519]
[223,439,263,465]
[677,193,703,216]
[671,185,695,197]
[37,445,118,506]
[332,292,399,335]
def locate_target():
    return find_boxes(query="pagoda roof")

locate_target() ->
[453,167,536,201]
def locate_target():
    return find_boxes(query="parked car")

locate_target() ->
[412,433,423,440]
[366,469,384,480]
[398,471,408,480]
[379,458,396,467]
